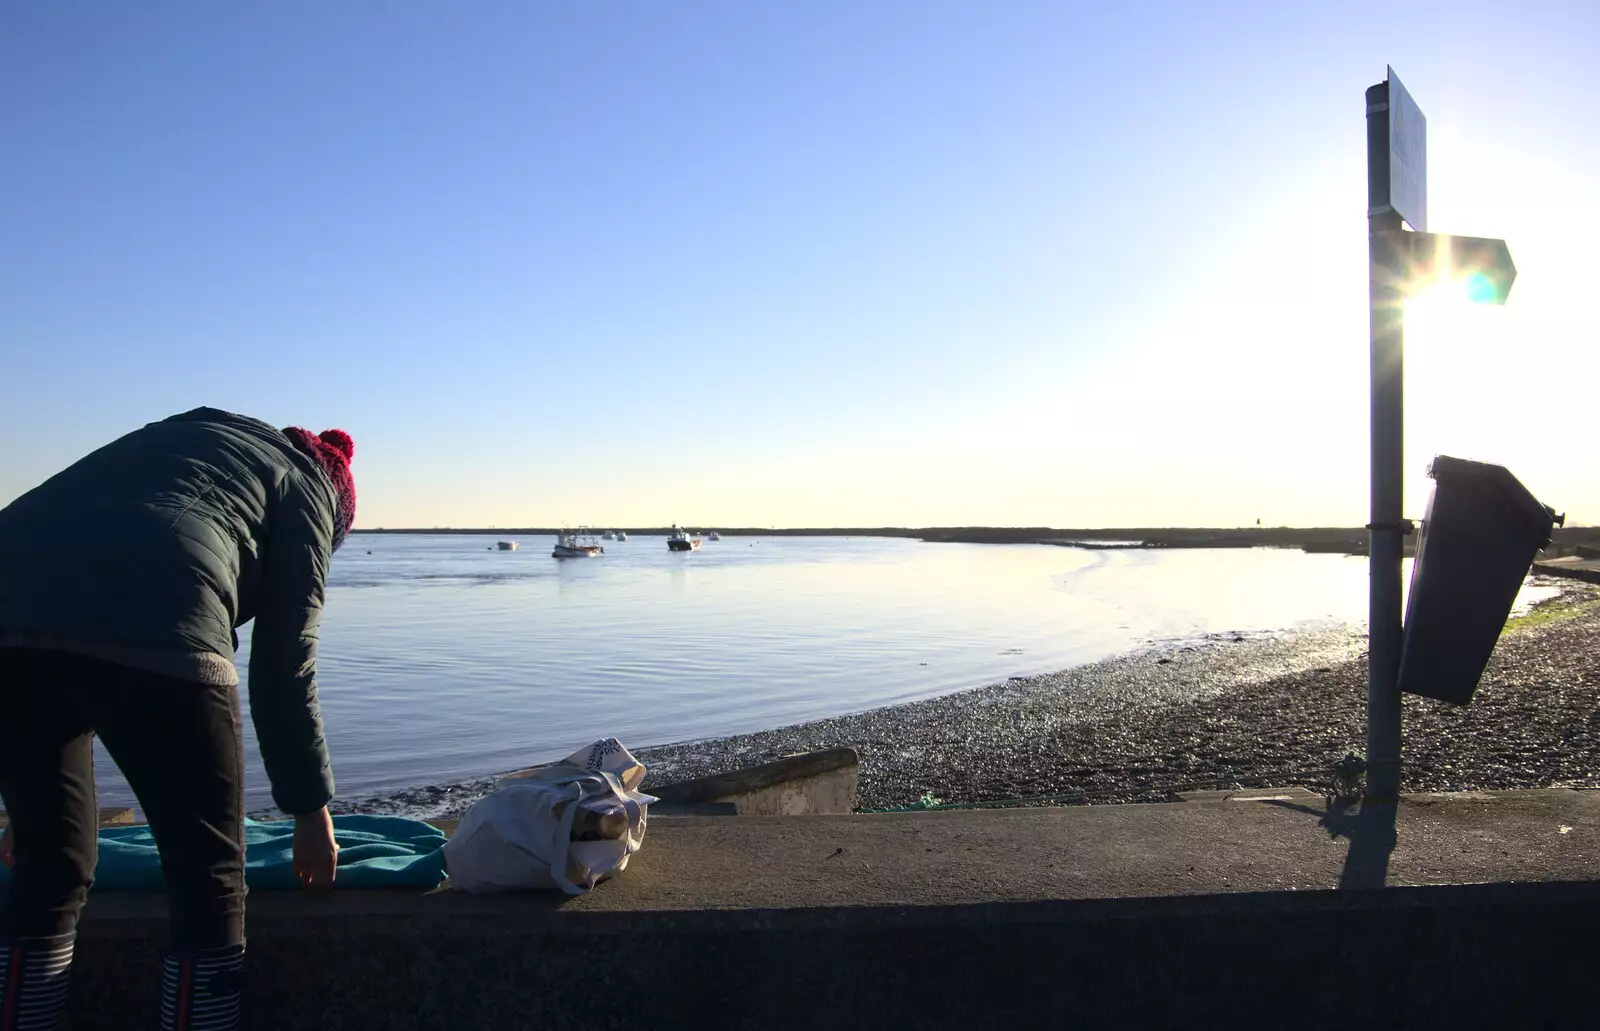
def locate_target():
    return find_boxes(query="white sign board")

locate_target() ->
[1387,66,1427,232]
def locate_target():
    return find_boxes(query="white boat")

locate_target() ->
[667,526,702,552]
[707,530,722,541]
[496,541,518,551]
[602,530,617,541]
[616,530,628,542]
[552,530,604,558]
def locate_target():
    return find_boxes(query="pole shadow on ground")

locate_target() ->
[1262,798,1399,890]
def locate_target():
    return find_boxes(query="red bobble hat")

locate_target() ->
[282,426,357,551]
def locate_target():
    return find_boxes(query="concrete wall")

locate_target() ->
[51,790,1600,1028]
[650,747,861,815]
[1534,558,1600,585]
[63,881,1600,1030]
[696,765,859,816]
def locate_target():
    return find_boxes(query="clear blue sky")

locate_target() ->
[4,2,1596,527]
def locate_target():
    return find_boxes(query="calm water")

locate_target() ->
[92,534,1556,809]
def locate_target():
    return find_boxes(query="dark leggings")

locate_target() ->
[0,648,245,950]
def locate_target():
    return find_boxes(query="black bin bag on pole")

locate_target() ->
[1398,456,1560,706]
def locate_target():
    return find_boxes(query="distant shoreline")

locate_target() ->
[350,525,1599,558]
[356,525,1381,545]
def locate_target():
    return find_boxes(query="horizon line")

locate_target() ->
[350,524,1595,539]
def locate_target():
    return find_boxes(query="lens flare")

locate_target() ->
[1461,271,1498,305]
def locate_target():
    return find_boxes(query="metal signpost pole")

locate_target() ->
[1361,67,1514,800]
[1365,79,1405,803]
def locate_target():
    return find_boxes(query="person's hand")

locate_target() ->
[292,807,338,890]
[0,825,13,869]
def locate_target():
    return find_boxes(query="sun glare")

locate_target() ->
[1403,273,1504,350]
[1405,277,1483,313]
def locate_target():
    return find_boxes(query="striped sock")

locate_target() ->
[160,944,244,1031]
[0,933,75,1031]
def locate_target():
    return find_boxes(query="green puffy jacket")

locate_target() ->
[0,407,337,814]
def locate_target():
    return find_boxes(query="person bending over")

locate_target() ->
[0,407,356,1031]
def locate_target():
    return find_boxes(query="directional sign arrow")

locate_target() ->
[1401,235,1510,307]
[1376,228,1510,302]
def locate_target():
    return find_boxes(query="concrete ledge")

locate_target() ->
[651,746,861,815]
[1535,557,1600,584]
[60,789,1600,1029]
[0,807,134,829]
[1173,786,1326,803]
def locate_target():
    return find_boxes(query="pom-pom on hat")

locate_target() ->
[283,426,357,551]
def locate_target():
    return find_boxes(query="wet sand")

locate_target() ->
[333,580,1600,818]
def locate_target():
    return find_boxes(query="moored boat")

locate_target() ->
[496,541,518,551]
[667,525,701,552]
[552,530,604,558]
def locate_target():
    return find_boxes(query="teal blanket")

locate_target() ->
[1,815,448,891]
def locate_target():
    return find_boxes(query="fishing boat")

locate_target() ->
[552,530,604,558]
[602,530,617,541]
[615,530,628,542]
[496,541,518,551]
[707,530,722,541]
[667,526,701,552]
